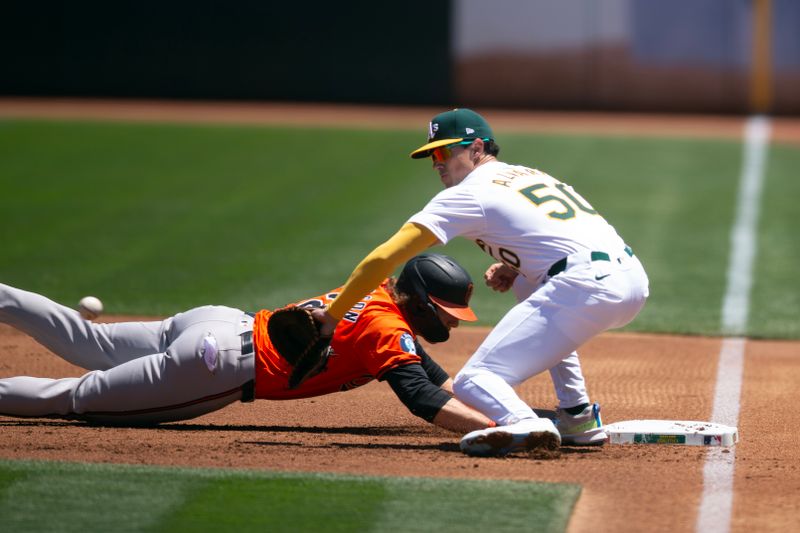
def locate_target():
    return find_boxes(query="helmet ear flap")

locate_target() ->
[417,295,440,319]
[405,291,433,320]
[407,292,428,314]
[400,291,450,344]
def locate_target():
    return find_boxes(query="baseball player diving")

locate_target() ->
[0,254,495,433]
[312,108,650,456]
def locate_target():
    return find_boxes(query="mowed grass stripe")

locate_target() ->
[155,476,387,532]
[0,460,581,533]
[0,461,195,532]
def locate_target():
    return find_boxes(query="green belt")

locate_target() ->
[547,246,634,277]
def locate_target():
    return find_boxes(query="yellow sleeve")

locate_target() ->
[327,222,440,320]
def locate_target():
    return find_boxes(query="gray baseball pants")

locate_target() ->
[0,283,255,425]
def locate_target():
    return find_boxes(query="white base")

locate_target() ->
[604,420,738,447]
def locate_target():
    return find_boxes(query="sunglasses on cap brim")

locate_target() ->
[430,140,476,163]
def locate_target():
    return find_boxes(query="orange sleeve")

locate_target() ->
[327,222,439,320]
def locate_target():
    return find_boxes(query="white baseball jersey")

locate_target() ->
[408,161,627,283]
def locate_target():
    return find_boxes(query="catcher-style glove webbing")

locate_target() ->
[267,306,332,388]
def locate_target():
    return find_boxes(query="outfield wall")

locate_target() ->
[2,0,798,114]
[0,1,452,106]
[454,0,800,114]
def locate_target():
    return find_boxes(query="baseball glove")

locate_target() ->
[267,306,332,389]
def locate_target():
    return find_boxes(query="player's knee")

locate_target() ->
[453,366,486,398]
[452,372,468,398]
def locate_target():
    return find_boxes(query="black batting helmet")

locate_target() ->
[395,254,477,343]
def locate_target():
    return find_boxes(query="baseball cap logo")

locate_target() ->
[466,127,475,135]
[428,122,439,141]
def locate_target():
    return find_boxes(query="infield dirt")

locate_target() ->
[1,323,798,532]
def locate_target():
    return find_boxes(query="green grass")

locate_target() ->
[749,143,800,338]
[0,120,434,314]
[0,460,581,533]
[0,119,797,338]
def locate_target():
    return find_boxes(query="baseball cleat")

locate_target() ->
[556,402,607,446]
[460,417,561,457]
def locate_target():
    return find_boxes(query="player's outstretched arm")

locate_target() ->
[432,397,495,434]
[314,223,439,336]
[383,364,493,433]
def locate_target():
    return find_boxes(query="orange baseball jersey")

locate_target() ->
[251,280,421,400]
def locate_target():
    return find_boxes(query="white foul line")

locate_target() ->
[695,116,770,532]
[720,115,771,336]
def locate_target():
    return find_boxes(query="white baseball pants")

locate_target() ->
[0,283,255,425]
[453,251,649,425]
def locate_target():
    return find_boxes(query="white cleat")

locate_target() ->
[460,418,561,457]
[556,403,608,446]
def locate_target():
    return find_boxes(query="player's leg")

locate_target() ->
[549,353,607,445]
[545,253,648,443]
[453,297,566,455]
[453,295,580,425]
[547,256,649,445]
[549,352,589,409]
[455,260,647,425]
[0,283,168,370]
[456,254,648,455]
[511,276,592,411]
[455,274,570,425]
[0,306,255,424]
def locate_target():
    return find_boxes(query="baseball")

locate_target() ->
[78,296,104,320]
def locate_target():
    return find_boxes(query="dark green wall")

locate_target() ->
[1,1,452,105]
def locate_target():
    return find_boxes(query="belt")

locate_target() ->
[240,329,255,402]
[241,330,254,356]
[547,246,634,277]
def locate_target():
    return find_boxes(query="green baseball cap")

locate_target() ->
[410,108,494,159]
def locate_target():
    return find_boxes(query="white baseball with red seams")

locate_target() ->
[78,296,104,320]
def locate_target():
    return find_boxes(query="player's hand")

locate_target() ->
[310,307,338,338]
[484,263,518,293]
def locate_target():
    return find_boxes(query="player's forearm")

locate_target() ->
[439,378,454,396]
[432,398,495,433]
[327,222,439,320]
[385,364,486,432]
